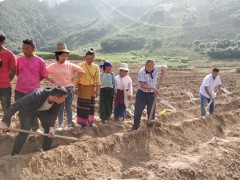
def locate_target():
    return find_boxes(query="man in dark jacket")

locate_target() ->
[0,86,67,156]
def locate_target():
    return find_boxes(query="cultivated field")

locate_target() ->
[0,60,240,179]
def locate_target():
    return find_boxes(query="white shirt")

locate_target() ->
[115,75,133,96]
[199,74,221,98]
[38,99,54,111]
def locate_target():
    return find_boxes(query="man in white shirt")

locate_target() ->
[199,68,222,116]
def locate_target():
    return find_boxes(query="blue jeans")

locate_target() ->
[200,94,214,116]
[0,87,12,113]
[15,90,39,131]
[58,86,74,127]
[132,90,156,130]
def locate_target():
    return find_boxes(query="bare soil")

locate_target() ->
[0,61,239,180]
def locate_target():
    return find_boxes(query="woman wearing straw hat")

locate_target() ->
[75,48,100,128]
[45,42,84,130]
[114,63,133,121]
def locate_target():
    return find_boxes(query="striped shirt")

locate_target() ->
[138,66,162,93]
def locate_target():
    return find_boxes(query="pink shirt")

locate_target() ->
[0,48,16,88]
[47,61,84,87]
[16,55,47,94]
[115,75,133,96]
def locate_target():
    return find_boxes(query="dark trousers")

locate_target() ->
[132,90,156,130]
[15,90,39,131]
[11,111,53,156]
[0,87,12,113]
[99,87,114,121]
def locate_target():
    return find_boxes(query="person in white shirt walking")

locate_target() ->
[114,63,133,121]
[199,68,222,116]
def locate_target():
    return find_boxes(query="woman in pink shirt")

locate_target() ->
[46,43,84,130]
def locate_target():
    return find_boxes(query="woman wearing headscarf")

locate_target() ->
[99,61,115,123]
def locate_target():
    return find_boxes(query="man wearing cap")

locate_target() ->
[15,39,47,133]
[131,60,167,130]
[45,42,84,130]
[0,32,16,115]
[114,63,133,121]
[199,68,222,116]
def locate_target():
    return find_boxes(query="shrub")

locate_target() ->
[100,34,145,52]
[236,67,240,73]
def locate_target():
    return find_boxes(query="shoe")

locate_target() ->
[34,129,43,133]
[90,123,98,128]
[76,124,83,129]
[114,117,120,122]
[65,126,73,130]
[57,127,63,131]
[102,120,108,124]
[57,125,63,131]
[128,127,138,131]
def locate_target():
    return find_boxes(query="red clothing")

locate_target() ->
[0,48,16,88]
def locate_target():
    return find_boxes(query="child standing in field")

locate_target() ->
[99,61,116,123]
[114,63,133,121]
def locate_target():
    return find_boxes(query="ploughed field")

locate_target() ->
[0,61,239,179]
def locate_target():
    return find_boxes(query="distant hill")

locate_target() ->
[0,0,240,54]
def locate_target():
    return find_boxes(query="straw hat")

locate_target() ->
[119,63,129,72]
[52,42,70,53]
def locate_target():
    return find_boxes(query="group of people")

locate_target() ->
[0,31,222,156]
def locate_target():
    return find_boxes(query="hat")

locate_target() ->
[119,63,129,72]
[52,42,70,53]
[100,61,112,69]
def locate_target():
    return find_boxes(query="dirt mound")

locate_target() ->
[0,112,240,179]
[0,66,240,179]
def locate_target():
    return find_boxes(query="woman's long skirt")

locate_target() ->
[114,89,126,119]
[77,85,96,126]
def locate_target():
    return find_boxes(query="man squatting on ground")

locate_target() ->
[0,86,67,156]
